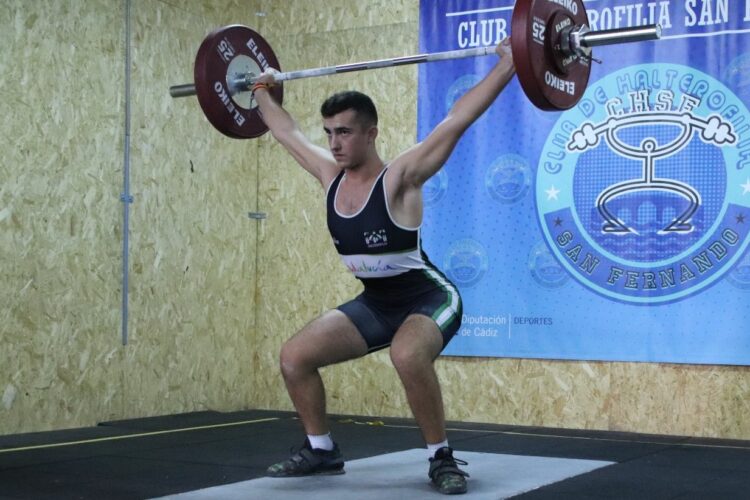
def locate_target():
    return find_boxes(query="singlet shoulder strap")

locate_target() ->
[326,170,345,211]
[326,170,346,199]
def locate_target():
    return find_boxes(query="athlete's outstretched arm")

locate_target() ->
[389,39,516,189]
[253,72,337,187]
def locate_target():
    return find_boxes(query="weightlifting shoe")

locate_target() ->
[266,438,345,477]
[429,446,469,495]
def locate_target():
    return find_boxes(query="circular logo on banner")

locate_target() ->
[727,249,750,291]
[485,154,532,204]
[724,52,750,105]
[536,63,750,304]
[423,169,448,207]
[528,241,569,288]
[445,74,481,112]
[443,239,489,287]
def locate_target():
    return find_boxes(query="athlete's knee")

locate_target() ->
[279,340,316,380]
[390,343,431,375]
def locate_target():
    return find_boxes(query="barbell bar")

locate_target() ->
[169,24,660,100]
[170,0,662,138]
[169,46,498,99]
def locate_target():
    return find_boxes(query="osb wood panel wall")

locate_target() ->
[1,0,265,434]
[1,0,125,433]
[125,1,263,418]
[248,0,750,440]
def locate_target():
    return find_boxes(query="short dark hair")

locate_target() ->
[320,91,378,128]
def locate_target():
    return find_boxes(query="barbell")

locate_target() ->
[170,0,661,139]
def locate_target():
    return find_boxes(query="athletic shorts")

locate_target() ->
[337,283,463,353]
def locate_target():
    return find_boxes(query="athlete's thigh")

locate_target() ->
[284,309,369,368]
[390,314,445,362]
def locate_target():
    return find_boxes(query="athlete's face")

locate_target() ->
[323,109,377,169]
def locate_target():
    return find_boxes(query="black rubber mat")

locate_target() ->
[1,410,749,499]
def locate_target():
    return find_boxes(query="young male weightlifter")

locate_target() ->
[251,38,515,495]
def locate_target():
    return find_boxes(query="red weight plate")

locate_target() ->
[194,25,284,139]
[511,0,590,110]
[194,27,252,139]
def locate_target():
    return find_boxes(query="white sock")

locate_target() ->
[307,433,334,451]
[427,439,450,458]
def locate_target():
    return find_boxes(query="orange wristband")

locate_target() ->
[252,82,269,93]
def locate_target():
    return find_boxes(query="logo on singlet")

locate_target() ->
[364,229,388,248]
[536,64,750,304]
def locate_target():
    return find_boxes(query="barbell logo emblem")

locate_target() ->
[537,64,750,304]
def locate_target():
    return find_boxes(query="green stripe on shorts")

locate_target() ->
[423,268,460,330]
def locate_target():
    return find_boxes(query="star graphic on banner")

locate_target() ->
[737,213,746,224]
[545,185,561,201]
[554,217,563,227]
[742,178,750,195]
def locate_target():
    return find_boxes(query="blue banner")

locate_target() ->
[419,0,750,364]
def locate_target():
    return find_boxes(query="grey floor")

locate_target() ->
[155,449,612,499]
[1,409,750,499]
